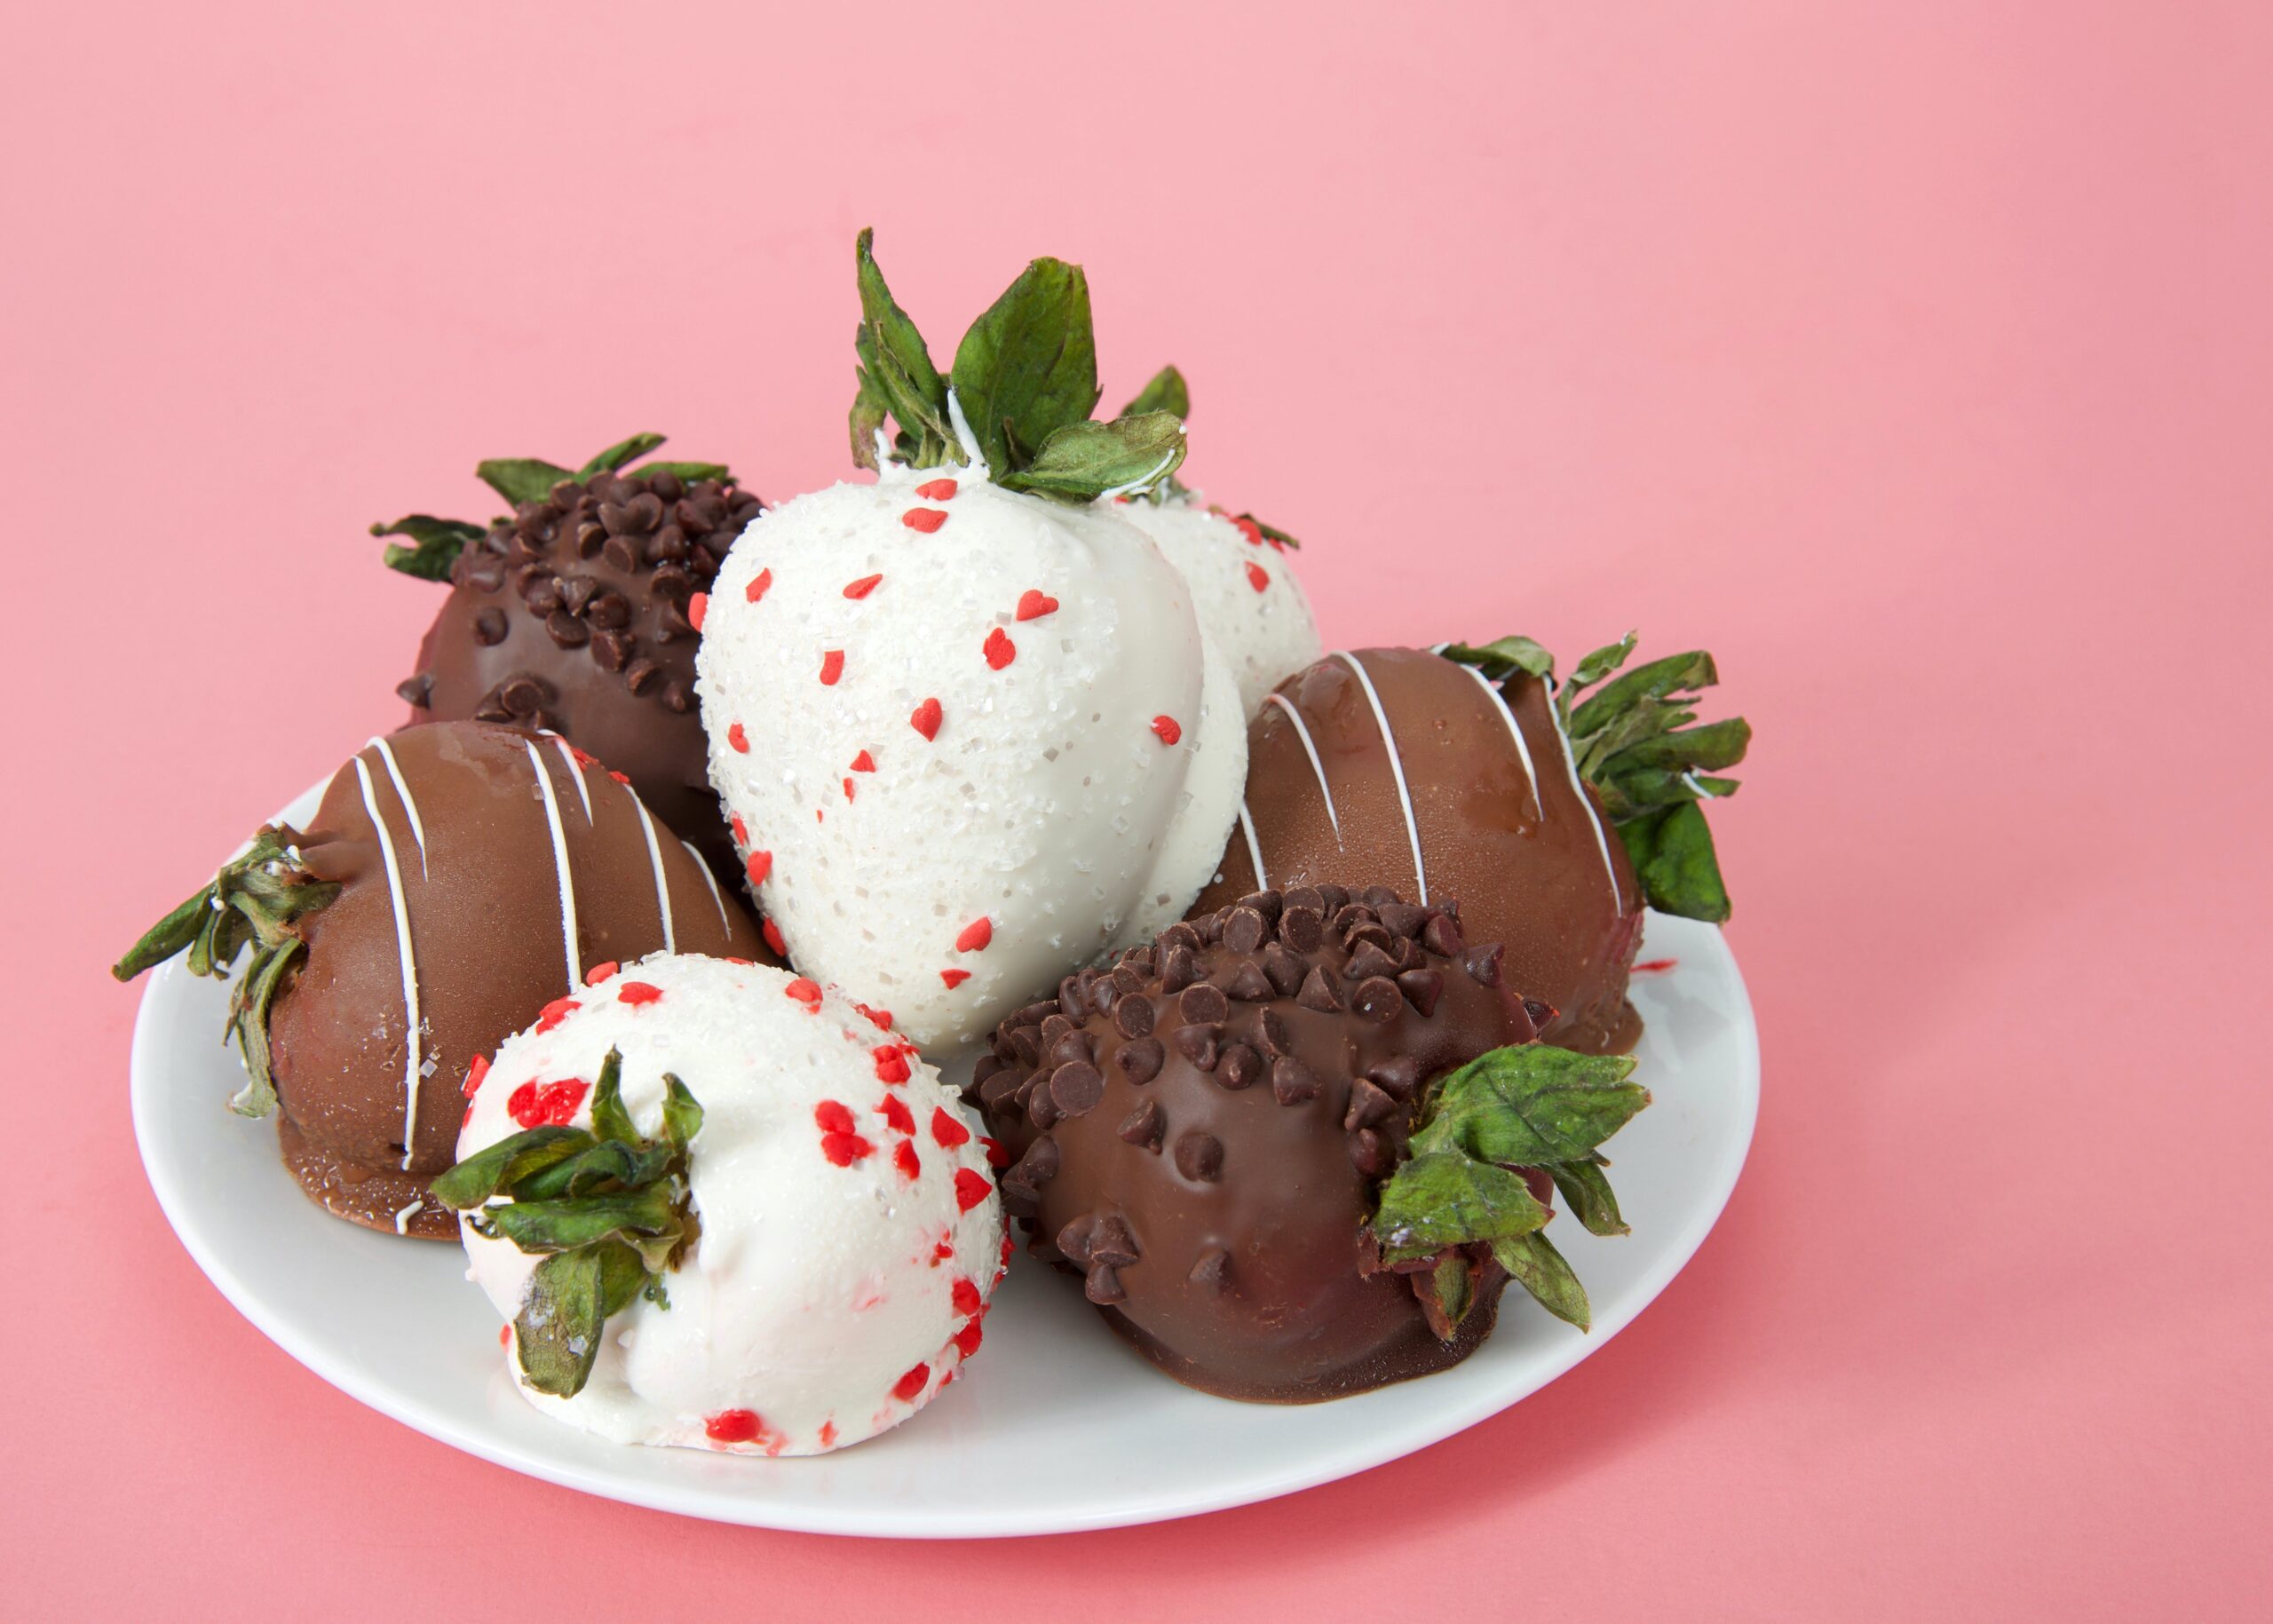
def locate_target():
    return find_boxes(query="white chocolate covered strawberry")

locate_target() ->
[443,953,1003,1457]
[692,233,1247,1052]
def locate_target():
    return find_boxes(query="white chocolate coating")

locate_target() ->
[457,954,1003,1457]
[694,467,1247,1054]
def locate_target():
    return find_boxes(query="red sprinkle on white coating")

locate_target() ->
[617,981,663,1006]
[731,814,748,844]
[820,649,845,685]
[461,1054,491,1098]
[1014,590,1058,622]
[814,1099,875,1166]
[902,507,949,533]
[705,1409,764,1445]
[880,1093,915,1136]
[954,916,993,953]
[856,1002,894,1031]
[508,1077,589,1129]
[582,962,619,986]
[762,918,787,956]
[931,1106,970,1149]
[535,997,580,1033]
[892,1363,930,1401]
[952,1278,982,1316]
[786,977,823,1007]
[1151,715,1183,746]
[746,850,772,885]
[1247,562,1270,592]
[727,723,749,753]
[910,697,943,740]
[983,628,1016,669]
[687,592,709,631]
[843,574,883,599]
[850,749,875,772]
[914,478,958,501]
[1233,516,1264,545]
[893,1140,922,1179]
[939,968,970,989]
[745,568,773,603]
[951,1319,984,1358]
[874,1046,912,1084]
[953,1168,991,1213]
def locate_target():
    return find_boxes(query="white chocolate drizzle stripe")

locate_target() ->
[632,795,677,953]
[548,734,593,822]
[392,1200,424,1234]
[523,741,582,991]
[682,840,732,936]
[1237,800,1268,891]
[1544,685,1624,912]
[1330,651,1428,905]
[352,756,424,1169]
[1264,691,1342,847]
[1457,662,1542,820]
[367,737,430,878]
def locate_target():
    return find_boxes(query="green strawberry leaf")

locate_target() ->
[1410,1045,1651,1168]
[1119,364,1189,420]
[853,228,951,469]
[951,254,1101,471]
[997,412,1185,504]
[1493,1229,1591,1330]
[1616,801,1732,923]
[476,458,575,507]
[1547,1155,1629,1237]
[428,1126,590,1208]
[576,433,668,479]
[371,514,485,581]
[631,460,732,486]
[1444,636,1556,684]
[1373,1152,1550,1260]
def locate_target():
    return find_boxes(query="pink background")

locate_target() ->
[7,2,2268,1614]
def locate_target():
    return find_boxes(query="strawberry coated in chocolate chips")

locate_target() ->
[967,883,1548,1403]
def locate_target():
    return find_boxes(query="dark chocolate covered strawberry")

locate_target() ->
[1196,635,1749,1054]
[970,883,1648,1401]
[112,722,766,1238]
[380,434,762,880]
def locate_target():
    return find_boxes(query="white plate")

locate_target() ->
[130,777,1759,1538]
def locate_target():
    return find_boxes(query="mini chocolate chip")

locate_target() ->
[645,525,688,566]
[1121,945,1158,975]
[1157,922,1202,957]
[1040,1012,1073,1049]
[1390,937,1427,972]
[1049,1061,1105,1117]
[1345,942,1398,983]
[623,658,661,697]
[590,630,630,671]
[1014,1134,1060,1187]
[1367,1055,1422,1099]
[1026,1079,1061,1130]
[1353,976,1404,1023]
[1345,923,1395,959]
[1349,1128,1389,1176]
[1048,1031,1094,1071]
[622,492,663,534]
[645,470,683,503]
[1282,885,1325,915]
[1058,975,1086,1021]
[1315,883,1350,914]
[395,672,434,708]
[1422,912,1466,957]
[662,679,693,714]
[1260,943,1305,996]
[1296,966,1345,1013]
[1223,907,1269,955]
[1256,1009,1293,1057]
[677,495,719,531]
[471,695,515,723]
[464,564,505,592]
[1117,1097,1165,1151]
[1056,1216,1096,1266]
[1179,983,1229,1025]
[472,607,508,646]
[1361,885,1402,909]
[1218,1043,1263,1090]
[557,576,598,615]
[1271,1055,1322,1105]
[1112,963,1149,999]
[1116,1037,1165,1085]
[545,610,590,648]
[1397,968,1444,1017]
[1465,943,1505,986]
[1344,1076,1397,1130]
[1223,962,1274,1002]
[1113,996,1155,1038]
[1524,997,1557,1031]
[1189,1248,1231,1290]
[1160,945,1202,994]
[1172,1023,1223,1072]
[523,576,563,614]
[1279,906,1324,951]
[500,676,548,715]
[573,519,608,558]
[1330,903,1376,936]
[1010,1026,1043,1066]
[978,1067,1022,1108]
[1240,889,1283,923]
[1174,1131,1224,1182]
[602,535,640,573]
[1085,1262,1127,1304]
[1378,902,1429,939]
[1014,1000,1058,1028]
[1196,910,1226,946]
[1088,1215,1141,1266]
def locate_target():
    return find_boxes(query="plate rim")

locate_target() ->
[129,777,1761,1539]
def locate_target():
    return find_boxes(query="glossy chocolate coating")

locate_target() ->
[1196,648,1643,1054]
[265,721,767,1236]
[972,887,1539,1402]
[398,469,763,879]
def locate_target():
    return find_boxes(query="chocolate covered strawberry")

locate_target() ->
[694,231,1247,1052]
[380,433,761,879]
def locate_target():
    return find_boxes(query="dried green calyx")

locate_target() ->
[849,228,1186,504]
[373,432,737,580]
[1445,632,1752,923]
[109,828,339,1117]
[432,1049,702,1398]
[1369,1044,1650,1335]
[1113,364,1301,548]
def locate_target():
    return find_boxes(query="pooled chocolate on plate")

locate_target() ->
[377,434,762,880]
[113,721,768,1238]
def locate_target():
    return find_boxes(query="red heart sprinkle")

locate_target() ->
[979,1134,1010,1168]
[857,1002,893,1031]
[880,1093,915,1135]
[461,1054,490,1098]
[582,961,619,986]
[687,591,708,631]
[745,567,773,603]
[1000,1235,1016,1267]
[1233,516,1263,546]
[952,1278,982,1316]
[1151,715,1183,746]
[902,507,948,533]
[821,1132,874,1165]
[893,1140,921,1179]
[498,1324,511,1348]
[843,573,883,600]
[607,770,630,786]
[954,916,993,953]
[535,997,580,1033]
[954,1168,991,1212]
[705,1410,763,1444]
[762,917,786,956]
[843,776,856,802]
[786,977,822,1006]
[727,722,748,753]
[874,1045,912,1084]
[820,649,844,685]
[983,628,1015,669]
[1015,590,1058,622]
[746,850,773,885]
[931,1106,971,1148]
[731,814,748,844]
[850,749,875,772]
[891,1363,931,1402]
[567,744,598,767]
[915,478,958,500]
[910,697,943,740]
[939,968,970,989]
[511,1078,589,1129]
[815,1099,856,1134]
[1246,562,1270,592]
[617,981,662,1006]
[818,1420,837,1447]
[952,1319,984,1359]
[933,1239,954,1264]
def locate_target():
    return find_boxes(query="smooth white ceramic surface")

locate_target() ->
[130,778,1758,1538]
